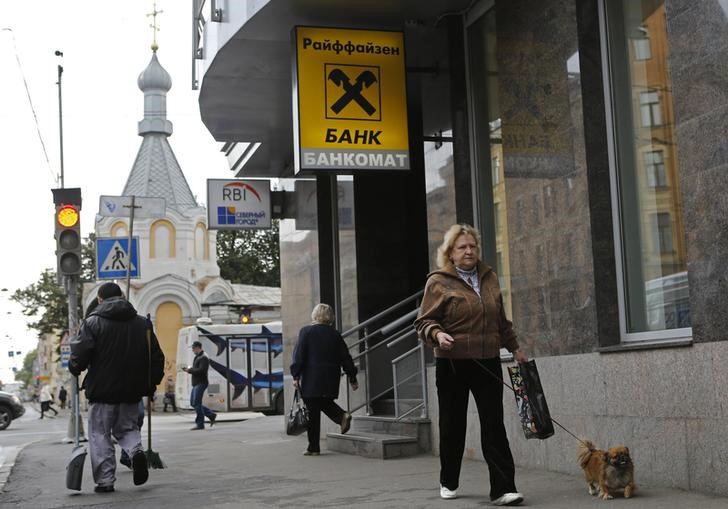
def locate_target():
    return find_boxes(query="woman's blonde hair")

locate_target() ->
[436,224,481,269]
[311,303,335,326]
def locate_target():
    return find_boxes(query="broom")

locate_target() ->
[145,328,165,469]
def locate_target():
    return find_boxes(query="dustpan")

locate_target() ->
[65,377,87,490]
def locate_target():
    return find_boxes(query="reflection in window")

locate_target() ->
[496,251,505,288]
[639,90,662,127]
[632,26,652,60]
[423,130,456,270]
[467,12,512,319]
[652,212,673,254]
[644,150,667,187]
[337,175,358,332]
[604,0,689,335]
[494,202,502,233]
[492,156,501,186]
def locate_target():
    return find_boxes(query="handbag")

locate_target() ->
[507,360,555,440]
[286,388,310,436]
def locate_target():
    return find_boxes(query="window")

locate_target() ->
[632,26,651,60]
[652,213,673,254]
[640,90,662,127]
[644,150,667,187]
[110,221,128,237]
[494,202,502,233]
[492,156,501,186]
[603,0,690,338]
[496,251,505,288]
[194,223,209,260]
[150,219,176,258]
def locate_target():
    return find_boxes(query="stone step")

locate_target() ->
[326,430,421,459]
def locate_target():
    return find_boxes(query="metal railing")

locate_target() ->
[342,290,428,419]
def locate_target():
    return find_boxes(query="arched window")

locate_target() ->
[110,221,128,237]
[150,219,176,258]
[194,222,209,260]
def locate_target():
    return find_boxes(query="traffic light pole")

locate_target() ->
[62,274,86,443]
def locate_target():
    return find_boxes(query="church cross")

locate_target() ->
[147,3,163,51]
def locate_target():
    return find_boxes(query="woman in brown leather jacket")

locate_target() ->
[415,224,527,506]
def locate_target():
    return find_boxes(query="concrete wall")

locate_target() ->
[426,341,728,495]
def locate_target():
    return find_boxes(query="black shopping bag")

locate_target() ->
[507,360,555,440]
[286,389,310,436]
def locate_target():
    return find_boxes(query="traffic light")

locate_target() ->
[52,188,82,277]
[240,307,252,324]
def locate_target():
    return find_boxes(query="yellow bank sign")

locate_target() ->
[292,26,409,173]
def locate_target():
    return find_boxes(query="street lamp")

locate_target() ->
[55,49,65,188]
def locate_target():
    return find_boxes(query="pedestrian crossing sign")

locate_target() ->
[96,237,140,280]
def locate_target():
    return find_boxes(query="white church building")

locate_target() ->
[82,46,280,389]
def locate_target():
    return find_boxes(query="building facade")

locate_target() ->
[193,0,728,495]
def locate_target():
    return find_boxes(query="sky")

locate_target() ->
[0,1,231,383]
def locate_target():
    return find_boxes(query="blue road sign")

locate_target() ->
[96,237,140,280]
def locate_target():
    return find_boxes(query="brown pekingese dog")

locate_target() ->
[577,440,636,500]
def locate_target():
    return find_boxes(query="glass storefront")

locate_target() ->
[336,175,358,332]
[423,133,456,271]
[279,179,321,367]
[467,10,513,317]
[466,1,597,355]
[603,0,690,336]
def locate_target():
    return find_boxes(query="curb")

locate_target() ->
[0,440,38,492]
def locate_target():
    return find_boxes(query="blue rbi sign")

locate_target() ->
[96,237,140,280]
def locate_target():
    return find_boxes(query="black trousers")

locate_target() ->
[163,393,177,412]
[302,397,345,453]
[40,401,58,418]
[436,357,517,499]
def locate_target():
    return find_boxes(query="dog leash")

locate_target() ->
[471,358,594,451]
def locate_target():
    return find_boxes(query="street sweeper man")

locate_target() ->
[70,282,165,493]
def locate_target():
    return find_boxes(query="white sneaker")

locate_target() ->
[440,485,457,499]
[492,492,524,506]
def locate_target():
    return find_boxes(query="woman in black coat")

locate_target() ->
[290,303,358,455]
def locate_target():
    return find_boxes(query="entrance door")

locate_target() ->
[227,337,250,410]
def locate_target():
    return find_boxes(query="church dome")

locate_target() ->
[137,53,172,92]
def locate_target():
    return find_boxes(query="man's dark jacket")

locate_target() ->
[290,324,357,399]
[69,297,165,404]
[187,351,210,387]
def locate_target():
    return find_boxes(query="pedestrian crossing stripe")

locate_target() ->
[96,237,140,280]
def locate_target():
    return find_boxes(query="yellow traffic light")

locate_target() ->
[55,203,82,276]
[56,204,80,227]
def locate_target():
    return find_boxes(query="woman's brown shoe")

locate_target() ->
[341,412,352,434]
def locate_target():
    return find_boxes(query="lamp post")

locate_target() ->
[55,50,64,188]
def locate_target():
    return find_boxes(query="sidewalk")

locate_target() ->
[1,413,726,508]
